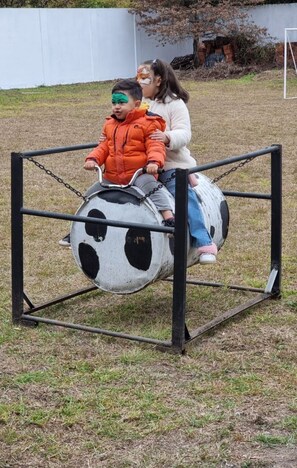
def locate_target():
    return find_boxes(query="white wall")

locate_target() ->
[0,9,45,89]
[0,8,191,90]
[1,4,297,90]
[248,3,297,43]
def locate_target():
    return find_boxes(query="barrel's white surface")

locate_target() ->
[71,174,229,294]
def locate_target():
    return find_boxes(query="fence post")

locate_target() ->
[171,168,188,353]
[11,153,24,323]
[270,145,282,296]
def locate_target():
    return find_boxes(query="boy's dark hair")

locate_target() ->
[144,59,189,104]
[112,79,143,101]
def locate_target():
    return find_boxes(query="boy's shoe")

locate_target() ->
[197,243,217,265]
[162,217,175,238]
[59,233,71,247]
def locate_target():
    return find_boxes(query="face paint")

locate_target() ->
[139,101,150,111]
[136,66,152,86]
[111,93,129,104]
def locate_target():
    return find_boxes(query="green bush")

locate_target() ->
[232,33,276,66]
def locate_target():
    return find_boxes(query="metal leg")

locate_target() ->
[171,169,188,353]
[270,145,282,296]
[11,153,25,324]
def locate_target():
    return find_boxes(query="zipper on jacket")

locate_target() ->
[113,125,119,152]
[122,128,129,149]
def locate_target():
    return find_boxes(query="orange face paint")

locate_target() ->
[136,65,152,86]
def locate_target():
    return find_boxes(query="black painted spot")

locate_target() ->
[85,209,107,242]
[124,228,152,271]
[78,243,99,280]
[210,225,215,238]
[220,200,229,240]
[98,190,140,205]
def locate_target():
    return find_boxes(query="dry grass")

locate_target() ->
[0,71,297,467]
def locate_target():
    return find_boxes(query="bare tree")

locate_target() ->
[0,0,78,6]
[130,0,268,55]
[0,0,130,5]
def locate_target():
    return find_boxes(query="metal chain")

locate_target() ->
[27,155,253,204]
[27,157,87,201]
[211,157,255,184]
[138,171,176,203]
[139,156,255,201]
[27,157,176,204]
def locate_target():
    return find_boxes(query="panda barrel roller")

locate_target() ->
[70,171,229,294]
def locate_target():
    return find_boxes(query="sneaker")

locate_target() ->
[199,253,216,264]
[162,217,175,238]
[59,233,71,247]
[197,242,217,265]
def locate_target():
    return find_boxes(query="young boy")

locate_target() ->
[84,79,174,226]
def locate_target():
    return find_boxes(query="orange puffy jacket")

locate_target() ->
[86,108,166,185]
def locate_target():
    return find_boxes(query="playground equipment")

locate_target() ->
[71,167,228,294]
[11,144,282,353]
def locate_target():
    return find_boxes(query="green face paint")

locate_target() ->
[112,93,129,104]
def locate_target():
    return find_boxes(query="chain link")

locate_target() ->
[28,157,87,201]
[211,157,255,184]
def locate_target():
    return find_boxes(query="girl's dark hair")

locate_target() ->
[144,59,189,103]
[112,79,143,101]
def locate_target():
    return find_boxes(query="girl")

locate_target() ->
[136,59,217,264]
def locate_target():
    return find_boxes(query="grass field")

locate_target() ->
[1,70,297,467]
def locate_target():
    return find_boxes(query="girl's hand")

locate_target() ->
[84,160,97,171]
[150,130,170,145]
[145,163,159,174]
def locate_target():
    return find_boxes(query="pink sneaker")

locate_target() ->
[197,243,217,265]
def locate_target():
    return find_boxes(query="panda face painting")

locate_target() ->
[70,175,229,294]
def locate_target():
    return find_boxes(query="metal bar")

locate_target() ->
[23,292,35,309]
[23,286,98,315]
[222,191,271,200]
[264,268,279,294]
[21,315,171,347]
[188,146,277,174]
[21,143,97,158]
[187,293,271,342]
[171,169,189,353]
[21,208,174,235]
[163,277,265,293]
[11,153,24,323]
[270,145,282,295]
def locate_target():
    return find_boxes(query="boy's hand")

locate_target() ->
[84,160,97,171]
[145,163,159,174]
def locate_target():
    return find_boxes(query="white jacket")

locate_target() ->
[147,96,197,171]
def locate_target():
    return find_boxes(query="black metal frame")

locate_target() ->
[11,144,282,353]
